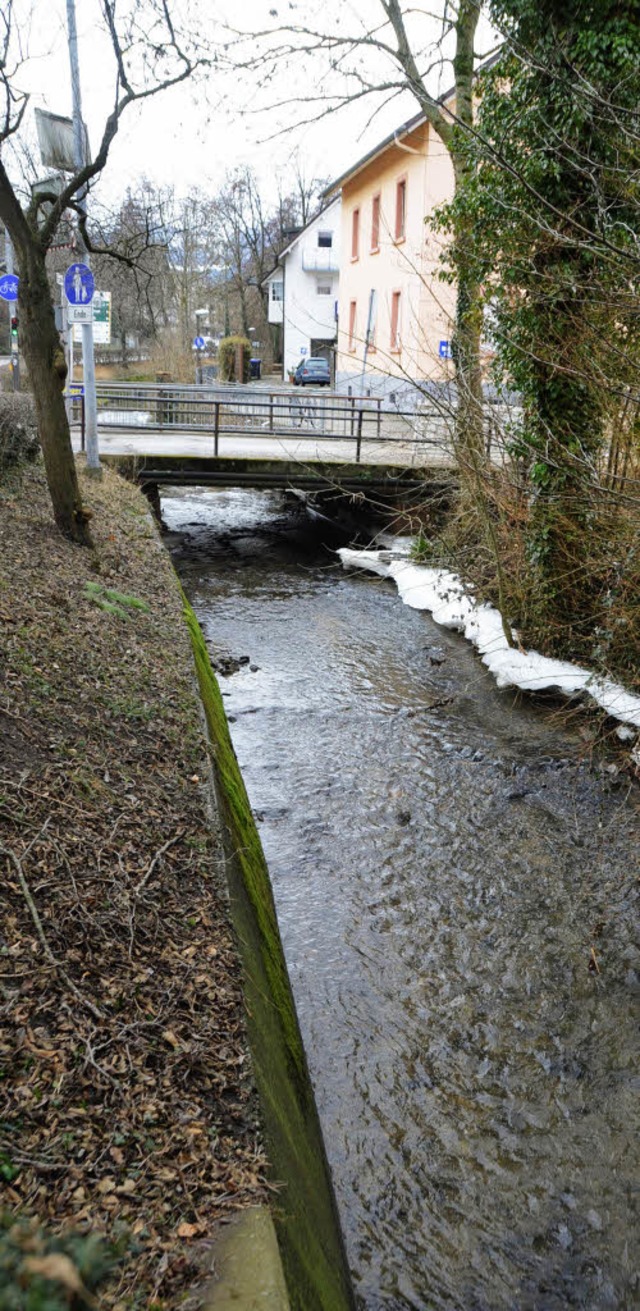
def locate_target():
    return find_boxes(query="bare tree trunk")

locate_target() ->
[19,244,92,546]
[239,283,249,338]
[450,1,484,462]
[452,156,485,463]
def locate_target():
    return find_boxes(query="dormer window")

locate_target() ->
[318,230,333,248]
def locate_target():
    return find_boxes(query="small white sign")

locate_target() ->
[68,304,93,324]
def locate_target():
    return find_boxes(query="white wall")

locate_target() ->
[281,197,341,377]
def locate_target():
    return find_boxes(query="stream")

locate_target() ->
[165,486,639,1311]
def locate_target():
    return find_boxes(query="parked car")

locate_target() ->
[293,357,331,387]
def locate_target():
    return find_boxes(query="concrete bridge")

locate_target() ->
[71,380,461,508]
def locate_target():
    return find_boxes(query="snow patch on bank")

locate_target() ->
[339,548,640,732]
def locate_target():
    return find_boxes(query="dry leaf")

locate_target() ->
[176,1221,202,1239]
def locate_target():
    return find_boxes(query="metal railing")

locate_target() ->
[88,381,465,464]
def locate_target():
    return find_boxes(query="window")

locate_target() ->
[348,300,357,351]
[318,230,333,248]
[390,291,402,351]
[317,283,332,296]
[271,281,283,302]
[351,208,360,260]
[371,193,381,252]
[395,178,407,242]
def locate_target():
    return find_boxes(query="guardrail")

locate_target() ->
[69,382,507,464]
[86,382,465,464]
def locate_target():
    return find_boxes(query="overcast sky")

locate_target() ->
[9,0,496,208]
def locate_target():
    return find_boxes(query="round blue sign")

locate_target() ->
[0,274,19,303]
[193,335,206,350]
[64,262,94,306]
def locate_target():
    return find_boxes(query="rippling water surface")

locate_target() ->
[166,488,639,1311]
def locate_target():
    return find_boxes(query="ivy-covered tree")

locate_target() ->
[447,0,640,656]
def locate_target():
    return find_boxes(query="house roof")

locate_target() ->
[323,51,501,198]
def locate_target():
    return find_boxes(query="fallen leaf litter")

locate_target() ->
[0,462,269,1306]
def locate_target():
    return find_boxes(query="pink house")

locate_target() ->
[325,102,456,399]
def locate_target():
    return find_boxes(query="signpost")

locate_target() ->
[68,304,93,325]
[2,234,19,390]
[0,275,19,302]
[64,258,98,470]
[193,335,205,384]
[91,291,111,345]
[64,261,94,306]
[65,0,99,473]
[71,291,111,345]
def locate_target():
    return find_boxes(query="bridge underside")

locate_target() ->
[105,454,454,500]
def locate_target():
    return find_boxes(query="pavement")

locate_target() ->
[71,426,453,468]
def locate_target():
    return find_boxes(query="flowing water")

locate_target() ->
[166,487,639,1311]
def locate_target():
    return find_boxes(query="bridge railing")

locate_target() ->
[91,382,505,463]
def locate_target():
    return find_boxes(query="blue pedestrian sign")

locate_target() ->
[193,335,206,350]
[0,274,19,302]
[64,262,94,305]
[439,339,453,359]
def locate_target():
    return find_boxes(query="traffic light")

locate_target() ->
[10,316,18,342]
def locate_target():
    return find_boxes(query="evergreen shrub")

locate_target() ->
[0,395,39,474]
[218,336,252,384]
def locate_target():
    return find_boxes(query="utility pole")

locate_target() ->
[4,231,20,391]
[66,0,100,474]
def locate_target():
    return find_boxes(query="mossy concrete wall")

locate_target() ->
[182,594,355,1311]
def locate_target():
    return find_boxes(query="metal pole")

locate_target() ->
[356,407,363,463]
[66,0,100,474]
[4,232,20,391]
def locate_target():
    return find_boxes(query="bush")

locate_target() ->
[0,394,39,475]
[218,336,252,384]
[0,1214,114,1310]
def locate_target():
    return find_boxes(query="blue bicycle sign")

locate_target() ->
[0,274,19,302]
[64,262,94,305]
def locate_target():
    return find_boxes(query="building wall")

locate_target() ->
[281,197,341,378]
[265,271,284,326]
[334,121,456,398]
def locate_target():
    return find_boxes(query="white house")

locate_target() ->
[265,196,341,380]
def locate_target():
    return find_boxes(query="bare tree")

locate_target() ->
[90,185,173,367]
[0,1,207,543]
[210,164,325,356]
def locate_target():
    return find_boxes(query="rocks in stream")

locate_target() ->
[210,652,251,677]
